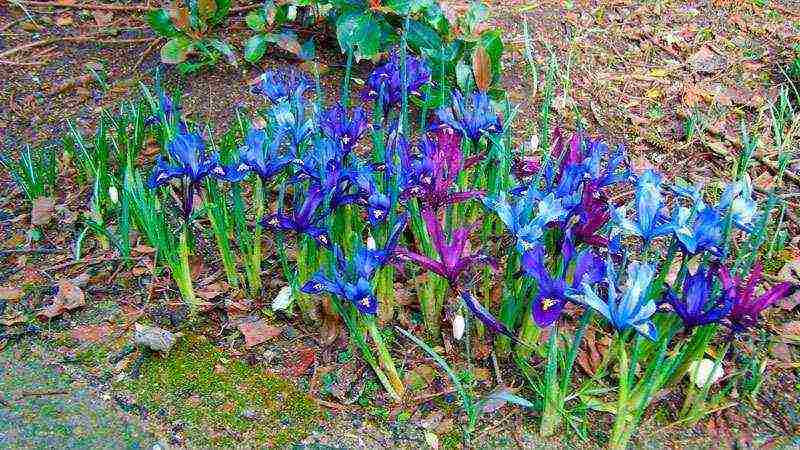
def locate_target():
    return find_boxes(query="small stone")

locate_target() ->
[241,409,259,420]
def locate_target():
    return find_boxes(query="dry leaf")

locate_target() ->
[238,319,282,348]
[0,312,26,326]
[0,287,24,301]
[31,197,55,226]
[92,10,114,27]
[56,14,74,26]
[71,324,113,343]
[37,279,86,320]
[472,44,491,92]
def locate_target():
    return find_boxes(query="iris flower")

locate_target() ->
[460,291,518,341]
[436,90,502,145]
[579,260,659,341]
[482,187,566,254]
[252,69,312,104]
[145,89,187,133]
[260,183,330,248]
[570,182,612,247]
[292,138,344,191]
[612,170,672,245]
[335,161,391,226]
[670,206,723,256]
[719,264,797,333]
[718,176,758,232]
[399,127,484,210]
[148,130,221,219]
[272,92,314,152]
[301,214,409,315]
[395,209,494,286]
[319,103,369,155]
[664,266,731,330]
[522,241,605,327]
[218,127,292,182]
[362,51,431,111]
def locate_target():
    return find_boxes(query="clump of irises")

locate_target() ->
[111,42,799,449]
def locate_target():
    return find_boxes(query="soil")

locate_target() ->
[1,0,799,449]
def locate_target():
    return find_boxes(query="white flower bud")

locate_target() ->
[108,185,119,204]
[688,358,724,388]
[271,286,294,311]
[452,313,465,341]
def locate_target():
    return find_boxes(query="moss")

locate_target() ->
[123,335,320,448]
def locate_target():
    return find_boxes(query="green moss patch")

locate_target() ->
[124,335,319,448]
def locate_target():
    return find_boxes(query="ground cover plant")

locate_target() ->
[2,0,800,448]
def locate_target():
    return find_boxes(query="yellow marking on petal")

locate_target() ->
[541,298,558,311]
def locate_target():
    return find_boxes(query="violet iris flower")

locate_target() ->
[521,241,605,327]
[252,69,312,104]
[612,169,673,245]
[148,130,221,219]
[145,89,187,133]
[664,266,731,330]
[482,187,566,254]
[399,127,484,210]
[362,51,431,111]
[395,209,494,286]
[436,90,502,145]
[460,291,518,341]
[319,103,369,155]
[217,127,292,182]
[719,264,797,333]
[301,214,409,315]
[260,183,330,248]
[670,206,724,256]
[292,138,344,191]
[570,182,612,247]
[333,161,391,226]
[579,260,659,341]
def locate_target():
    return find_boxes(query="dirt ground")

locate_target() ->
[1,0,800,448]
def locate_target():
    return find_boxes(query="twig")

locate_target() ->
[0,59,47,66]
[130,37,162,73]
[16,390,68,398]
[755,154,800,187]
[312,398,351,411]
[0,247,64,257]
[15,1,260,13]
[407,388,457,406]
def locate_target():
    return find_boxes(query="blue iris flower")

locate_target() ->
[483,186,567,254]
[664,265,731,330]
[578,260,659,341]
[437,90,502,145]
[612,169,673,245]
[251,69,312,104]
[319,103,369,156]
[217,127,293,182]
[670,206,724,256]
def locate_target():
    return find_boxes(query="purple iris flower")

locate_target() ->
[570,182,612,247]
[460,291,518,341]
[292,138,344,191]
[664,266,731,330]
[251,69,313,104]
[719,264,797,333]
[260,183,330,248]
[148,130,221,219]
[436,90,502,145]
[670,206,723,256]
[319,103,369,155]
[217,127,292,182]
[361,51,431,111]
[395,209,494,286]
[399,127,484,211]
[521,240,605,327]
[301,214,409,315]
[579,260,659,341]
[612,169,673,245]
[335,162,391,226]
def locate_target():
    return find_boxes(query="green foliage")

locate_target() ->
[0,145,57,203]
[147,0,236,74]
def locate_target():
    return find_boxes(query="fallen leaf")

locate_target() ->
[71,324,113,343]
[290,347,316,376]
[472,44,491,92]
[92,10,114,27]
[0,287,24,301]
[55,14,74,26]
[687,46,727,73]
[37,279,86,320]
[0,312,26,326]
[31,197,55,226]
[238,319,282,348]
[196,282,226,300]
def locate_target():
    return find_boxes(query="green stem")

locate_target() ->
[176,225,197,314]
[247,178,264,297]
[366,318,404,400]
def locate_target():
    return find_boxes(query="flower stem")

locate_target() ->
[366,318,405,400]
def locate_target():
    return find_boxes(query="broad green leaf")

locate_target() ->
[480,29,503,81]
[406,19,441,52]
[245,10,266,31]
[244,34,269,63]
[336,11,384,60]
[160,36,193,64]
[383,0,434,15]
[147,9,179,37]
[207,38,237,66]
